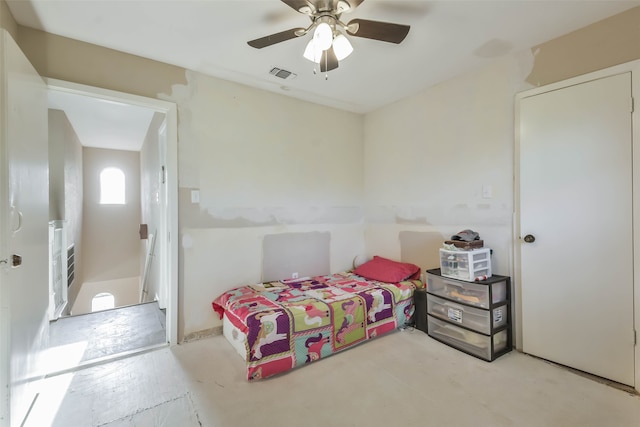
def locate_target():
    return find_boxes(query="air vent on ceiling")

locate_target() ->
[269,67,297,80]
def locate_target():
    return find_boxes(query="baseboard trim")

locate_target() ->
[183,326,223,343]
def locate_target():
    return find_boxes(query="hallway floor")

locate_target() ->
[45,301,167,374]
[25,326,640,426]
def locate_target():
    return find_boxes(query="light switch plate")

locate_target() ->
[482,184,492,199]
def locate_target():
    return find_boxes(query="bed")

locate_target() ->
[212,256,424,380]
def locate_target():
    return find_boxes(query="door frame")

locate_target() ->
[45,78,179,345]
[514,59,640,391]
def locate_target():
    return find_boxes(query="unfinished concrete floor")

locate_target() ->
[26,327,640,427]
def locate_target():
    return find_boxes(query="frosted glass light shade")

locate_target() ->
[332,34,353,60]
[313,22,333,51]
[303,39,322,63]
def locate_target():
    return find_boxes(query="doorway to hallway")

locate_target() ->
[46,79,179,349]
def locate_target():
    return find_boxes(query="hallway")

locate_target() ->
[45,302,166,375]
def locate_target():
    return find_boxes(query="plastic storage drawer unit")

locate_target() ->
[440,247,491,282]
[426,270,507,309]
[424,268,512,362]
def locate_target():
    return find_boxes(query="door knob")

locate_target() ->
[523,234,536,243]
[11,254,22,267]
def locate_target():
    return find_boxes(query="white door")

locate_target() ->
[0,31,49,425]
[519,72,634,386]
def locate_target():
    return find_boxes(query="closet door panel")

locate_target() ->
[519,72,634,386]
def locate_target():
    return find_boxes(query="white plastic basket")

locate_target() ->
[439,247,492,282]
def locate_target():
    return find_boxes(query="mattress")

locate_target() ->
[223,312,247,361]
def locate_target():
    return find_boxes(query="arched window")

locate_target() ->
[91,292,115,312]
[99,167,125,204]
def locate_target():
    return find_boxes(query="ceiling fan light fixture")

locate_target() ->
[313,22,333,51]
[332,34,353,61]
[248,1,410,76]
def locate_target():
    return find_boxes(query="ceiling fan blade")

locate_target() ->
[346,19,410,44]
[280,0,316,15]
[247,28,306,49]
[320,47,339,72]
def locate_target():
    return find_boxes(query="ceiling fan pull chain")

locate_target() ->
[324,52,329,80]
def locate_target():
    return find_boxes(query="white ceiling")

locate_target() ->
[9,0,640,115]
[49,90,156,151]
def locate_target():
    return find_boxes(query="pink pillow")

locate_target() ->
[353,256,420,283]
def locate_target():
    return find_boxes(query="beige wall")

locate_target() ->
[140,112,165,306]
[363,54,530,277]
[71,277,139,316]
[49,110,66,220]
[81,147,141,284]
[48,109,84,309]
[12,6,640,340]
[63,113,85,307]
[0,0,17,40]
[17,26,185,100]
[527,6,640,87]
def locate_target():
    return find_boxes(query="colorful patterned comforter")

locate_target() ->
[212,271,424,380]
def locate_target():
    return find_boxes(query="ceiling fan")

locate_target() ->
[248,0,410,73]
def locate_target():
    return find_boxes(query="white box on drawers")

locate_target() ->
[439,247,491,282]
